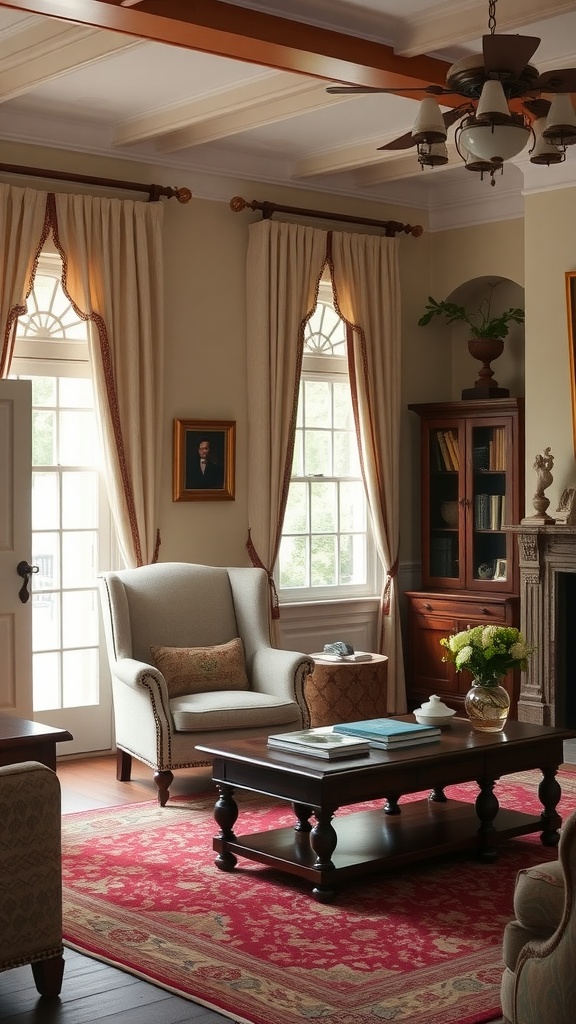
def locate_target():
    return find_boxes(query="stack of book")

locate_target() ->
[333,717,441,750]
[267,728,371,760]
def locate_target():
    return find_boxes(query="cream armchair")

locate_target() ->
[0,761,64,997]
[98,562,313,805]
[501,807,576,1023]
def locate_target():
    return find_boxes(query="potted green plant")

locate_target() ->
[418,295,524,338]
[418,289,524,398]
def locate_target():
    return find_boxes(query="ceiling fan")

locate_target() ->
[326,0,576,183]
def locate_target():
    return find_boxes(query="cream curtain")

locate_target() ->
[246,219,405,711]
[331,232,405,712]
[51,193,164,568]
[0,184,49,378]
[246,219,327,641]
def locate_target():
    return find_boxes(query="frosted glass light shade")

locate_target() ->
[418,142,449,167]
[530,117,565,165]
[411,98,447,144]
[543,94,576,146]
[459,120,530,161]
[475,80,510,122]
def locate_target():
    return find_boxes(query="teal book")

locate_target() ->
[333,718,440,742]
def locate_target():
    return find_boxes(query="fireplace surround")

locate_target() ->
[508,524,576,727]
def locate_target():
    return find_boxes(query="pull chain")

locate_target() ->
[488,0,498,34]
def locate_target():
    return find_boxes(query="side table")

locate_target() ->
[0,712,73,771]
[304,654,388,727]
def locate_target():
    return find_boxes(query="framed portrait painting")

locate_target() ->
[173,419,235,501]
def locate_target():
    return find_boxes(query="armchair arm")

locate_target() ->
[513,811,576,1024]
[251,648,314,728]
[111,658,174,768]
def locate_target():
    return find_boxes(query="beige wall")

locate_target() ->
[11,141,573,566]
[1,139,436,567]
[524,187,576,511]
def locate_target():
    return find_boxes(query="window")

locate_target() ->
[278,279,377,602]
[10,252,110,715]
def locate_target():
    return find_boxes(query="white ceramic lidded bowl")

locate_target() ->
[414,694,457,728]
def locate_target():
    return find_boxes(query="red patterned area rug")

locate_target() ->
[62,769,576,1024]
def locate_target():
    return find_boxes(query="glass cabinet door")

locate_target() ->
[427,424,461,582]
[469,420,509,587]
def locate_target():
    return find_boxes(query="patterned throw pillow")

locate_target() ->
[149,637,249,697]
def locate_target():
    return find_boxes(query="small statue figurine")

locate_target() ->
[522,446,556,524]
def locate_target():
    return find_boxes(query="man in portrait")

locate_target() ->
[185,435,224,489]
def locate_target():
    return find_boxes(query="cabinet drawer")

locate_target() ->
[409,596,508,622]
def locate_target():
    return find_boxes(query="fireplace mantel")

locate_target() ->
[507,524,576,726]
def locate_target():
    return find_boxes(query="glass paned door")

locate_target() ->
[11,256,113,753]
[471,422,508,584]
[428,425,460,581]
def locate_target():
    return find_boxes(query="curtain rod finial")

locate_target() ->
[176,188,192,204]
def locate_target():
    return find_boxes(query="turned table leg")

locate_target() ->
[475,777,499,862]
[310,808,338,902]
[214,784,239,871]
[539,766,562,846]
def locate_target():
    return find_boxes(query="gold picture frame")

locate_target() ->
[173,419,235,501]
[566,271,576,454]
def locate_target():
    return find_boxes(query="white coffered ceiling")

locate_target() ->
[1,0,576,223]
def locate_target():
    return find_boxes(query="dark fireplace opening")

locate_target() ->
[557,572,576,729]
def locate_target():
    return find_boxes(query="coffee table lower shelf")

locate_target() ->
[212,798,544,901]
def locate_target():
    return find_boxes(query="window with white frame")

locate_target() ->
[10,251,111,715]
[277,279,377,602]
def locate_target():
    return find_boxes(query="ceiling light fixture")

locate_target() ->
[327,0,576,186]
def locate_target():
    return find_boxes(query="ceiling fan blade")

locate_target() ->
[523,97,551,119]
[442,105,469,129]
[325,84,453,96]
[482,34,540,78]
[533,68,576,93]
[377,131,417,152]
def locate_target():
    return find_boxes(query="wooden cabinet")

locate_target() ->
[405,398,524,715]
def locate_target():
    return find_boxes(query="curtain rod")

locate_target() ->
[230,195,423,237]
[0,162,192,203]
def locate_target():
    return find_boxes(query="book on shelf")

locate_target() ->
[430,536,453,577]
[443,430,460,470]
[267,728,370,759]
[333,718,441,742]
[436,431,453,471]
[313,651,373,663]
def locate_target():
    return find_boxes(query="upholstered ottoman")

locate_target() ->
[500,808,576,1024]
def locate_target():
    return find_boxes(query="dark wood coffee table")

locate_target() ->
[0,712,73,771]
[197,717,575,901]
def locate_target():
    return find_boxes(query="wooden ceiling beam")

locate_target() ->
[0,0,453,91]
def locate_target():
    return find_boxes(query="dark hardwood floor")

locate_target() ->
[0,755,232,1024]
[5,746,575,1023]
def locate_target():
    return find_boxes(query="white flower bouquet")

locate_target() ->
[439,625,534,685]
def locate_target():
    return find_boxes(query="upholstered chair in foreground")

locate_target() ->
[0,761,64,997]
[98,562,313,805]
[501,807,576,1023]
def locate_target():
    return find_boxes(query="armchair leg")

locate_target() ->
[154,769,174,806]
[31,955,65,997]
[116,748,132,782]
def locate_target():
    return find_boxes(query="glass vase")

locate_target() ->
[464,680,511,732]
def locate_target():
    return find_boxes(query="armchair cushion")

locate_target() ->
[150,637,249,697]
[171,689,300,732]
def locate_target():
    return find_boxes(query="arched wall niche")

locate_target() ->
[443,275,525,401]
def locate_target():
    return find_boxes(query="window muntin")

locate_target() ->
[278,285,377,601]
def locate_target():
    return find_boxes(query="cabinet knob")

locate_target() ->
[481,607,490,615]
[423,603,432,610]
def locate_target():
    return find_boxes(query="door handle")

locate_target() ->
[17,560,39,604]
